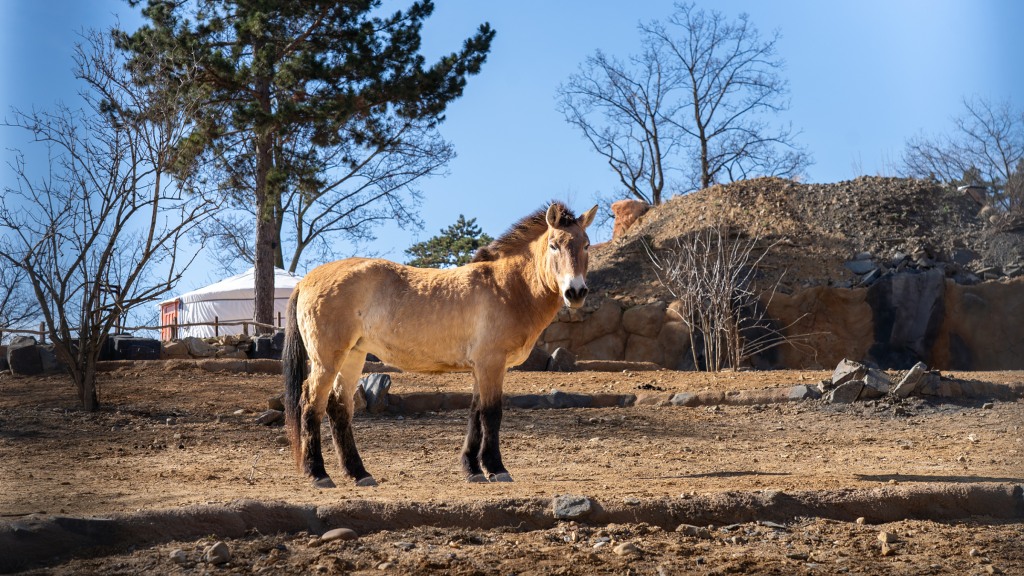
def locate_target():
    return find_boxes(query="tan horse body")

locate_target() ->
[283,202,597,487]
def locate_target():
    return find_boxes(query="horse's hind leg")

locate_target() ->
[461,395,486,482]
[300,362,336,488]
[326,352,376,487]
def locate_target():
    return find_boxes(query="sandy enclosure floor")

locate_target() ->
[1,365,1022,574]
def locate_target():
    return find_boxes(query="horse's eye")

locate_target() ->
[584,243,590,251]
[549,244,558,252]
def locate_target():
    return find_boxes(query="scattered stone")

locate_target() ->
[613,542,640,556]
[982,402,994,410]
[549,347,577,372]
[863,368,891,394]
[892,362,928,398]
[845,259,877,275]
[788,384,821,400]
[986,565,1003,575]
[183,337,219,358]
[511,346,551,372]
[856,517,866,525]
[255,409,284,426]
[360,373,391,414]
[825,380,864,404]
[832,358,867,386]
[552,494,593,520]
[267,395,285,411]
[669,392,697,407]
[169,549,188,564]
[321,527,358,542]
[205,541,231,565]
[881,541,894,556]
[675,524,712,539]
[394,542,416,551]
[878,531,897,544]
[7,336,43,376]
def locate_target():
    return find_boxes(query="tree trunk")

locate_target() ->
[253,76,276,336]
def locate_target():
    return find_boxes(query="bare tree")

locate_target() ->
[0,266,40,342]
[557,2,810,204]
[903,96,1024,216]
[195,116,454,274]
[0,29,217,410]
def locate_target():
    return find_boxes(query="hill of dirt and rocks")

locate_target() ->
[588,176,1023,305]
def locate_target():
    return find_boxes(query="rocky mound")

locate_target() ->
[589,176,1022,304]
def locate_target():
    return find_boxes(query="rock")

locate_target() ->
[610,198,649,239]
[825,380,864,404]
[183,337,219,358]
[267,395,285,411]
[37,345,64,374]
[863,368,891,393]
[877,531,897,544]
[881,541,894,556]
[675,524,712,539]
[845,259,877,275]
[162,340,190,359]
[982,402,994,410]
[169,549,188,564]
[581,299,623,343]
[321,527,358,542]
[613,542,640,556]
[856,517,866,525]
[255,409,283,425]
[360,373,391,414]
[624,334,663,365]
[832,358,867,386]
[670,392,697,407]
[622,301,666,337]
[7,336,42,376]
[788,384,821,400]
[892,361,928,397]
[205,541,231,565]
[549,347,577,372]
[582,332,626,360]
[548,389,591,408]
[552,494,593,520]
[511,346,551,372]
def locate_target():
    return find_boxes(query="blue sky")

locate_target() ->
[2,0,1022,291]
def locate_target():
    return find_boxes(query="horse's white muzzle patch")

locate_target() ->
[560,274,589,308]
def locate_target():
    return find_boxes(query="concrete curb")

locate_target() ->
[3,484,1020,573]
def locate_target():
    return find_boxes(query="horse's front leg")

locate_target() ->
[463,363,512,482]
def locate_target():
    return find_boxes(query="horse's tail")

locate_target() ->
[282,287,307,469]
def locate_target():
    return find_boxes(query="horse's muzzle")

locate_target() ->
[563,285,588,308]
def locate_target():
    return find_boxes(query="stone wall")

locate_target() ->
[538,275,1024,371]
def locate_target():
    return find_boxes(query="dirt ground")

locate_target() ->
[1,364,1022,574]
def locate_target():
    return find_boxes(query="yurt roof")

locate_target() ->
[160,267,301,305]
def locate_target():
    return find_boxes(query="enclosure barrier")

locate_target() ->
[0,314,284,345]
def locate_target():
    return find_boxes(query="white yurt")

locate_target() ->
[158,267,302,339]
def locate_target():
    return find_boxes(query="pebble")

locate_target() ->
[321,527,358,542]
[855,517,866,525]
[395,542,416,551]
[982,402,994,410]
[377,562,394,570]
[986,565,1003,575]
[969,548,981,557]
[205,541,231,565]
[613,542,639,556]
[877,531,897,544]
[881,542,893,556]
[675,524,712,539]
[169,549,188,564]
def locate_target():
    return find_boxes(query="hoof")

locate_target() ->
[355,476,378,487]
[313,476,336,489]
[489,472,514,483]
[467,473,489,483]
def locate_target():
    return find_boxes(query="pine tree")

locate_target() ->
[405,215,494,268]
[118,0,494,332]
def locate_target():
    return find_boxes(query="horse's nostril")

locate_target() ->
[564,286,588,301]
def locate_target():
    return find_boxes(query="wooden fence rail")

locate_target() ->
[1,313,284,344]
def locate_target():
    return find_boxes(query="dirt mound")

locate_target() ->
[589,176,1018,304]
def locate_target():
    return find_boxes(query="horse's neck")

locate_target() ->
[498,249,562,320]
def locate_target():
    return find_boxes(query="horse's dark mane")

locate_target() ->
[471,202,579,263]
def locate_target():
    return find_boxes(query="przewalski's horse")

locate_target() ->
[283,202,598,487]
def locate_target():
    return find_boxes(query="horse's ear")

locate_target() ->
[545,204,560,228]
[578,205,599,230]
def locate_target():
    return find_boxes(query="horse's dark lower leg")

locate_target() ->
[461,395,486,481]
[478,402,511,481]
[300,400,333,488]
[326,390,376,486]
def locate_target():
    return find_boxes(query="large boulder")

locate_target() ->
[7,336,43,376]
[610,199,650,239]
[866,268,945,368]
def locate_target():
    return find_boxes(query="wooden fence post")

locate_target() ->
[39,322,46,344]
[214,316,219,338]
